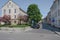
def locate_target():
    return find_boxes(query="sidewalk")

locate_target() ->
[0,27,33,33]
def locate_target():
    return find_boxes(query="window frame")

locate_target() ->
[14,9,16,13]
[9,9,11,14]
[14,15,16,18]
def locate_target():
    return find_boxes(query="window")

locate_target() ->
[14,15,16,18]
[4,9,6,14]
[14,9,16,13]
[58,0,60,5]
[9,2,11,4]
[9,9,11,13]
[55,12,57,17]
[58,20,60,26]
[14,21,16,23]
[58,10,60,16]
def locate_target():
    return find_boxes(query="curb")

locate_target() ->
[55,31,60,36]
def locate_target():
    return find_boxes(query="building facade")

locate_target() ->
[2,0,27,25]
[50,0,60,28]
[46,11,51,24]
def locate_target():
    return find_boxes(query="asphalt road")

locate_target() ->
[0,31,60,40]
[0,23,60,40]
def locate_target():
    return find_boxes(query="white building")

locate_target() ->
[50,0,60,28]
[2,0,27,25]
[46,11,51,24]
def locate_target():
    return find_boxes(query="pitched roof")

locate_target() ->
[19,8,26,13]
[2,0,28,15]
[50,0,58,9]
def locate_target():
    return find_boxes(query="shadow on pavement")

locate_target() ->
[42,22,60,32]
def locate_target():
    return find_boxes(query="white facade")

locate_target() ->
[46,11,51,24]
[2,0,27,25]
[50,0,60,28]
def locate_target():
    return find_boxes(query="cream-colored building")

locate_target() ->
[50,0,60,28]
[2,0,27,25]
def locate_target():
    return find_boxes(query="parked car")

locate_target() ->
[31,24,40,29]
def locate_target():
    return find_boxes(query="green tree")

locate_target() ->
[27,4,42,26]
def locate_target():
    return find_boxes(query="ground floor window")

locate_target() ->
[14,21,16,23]
[58,20,60,25]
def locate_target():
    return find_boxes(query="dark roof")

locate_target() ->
[19,8,27,14]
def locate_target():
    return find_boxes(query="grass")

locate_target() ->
[0,24,30,28]
[10,24,29,28]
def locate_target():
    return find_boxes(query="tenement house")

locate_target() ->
[2,0,28,25]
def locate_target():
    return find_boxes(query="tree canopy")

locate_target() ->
[27,4,42,25]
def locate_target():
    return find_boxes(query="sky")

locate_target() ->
[0,0,54,18]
